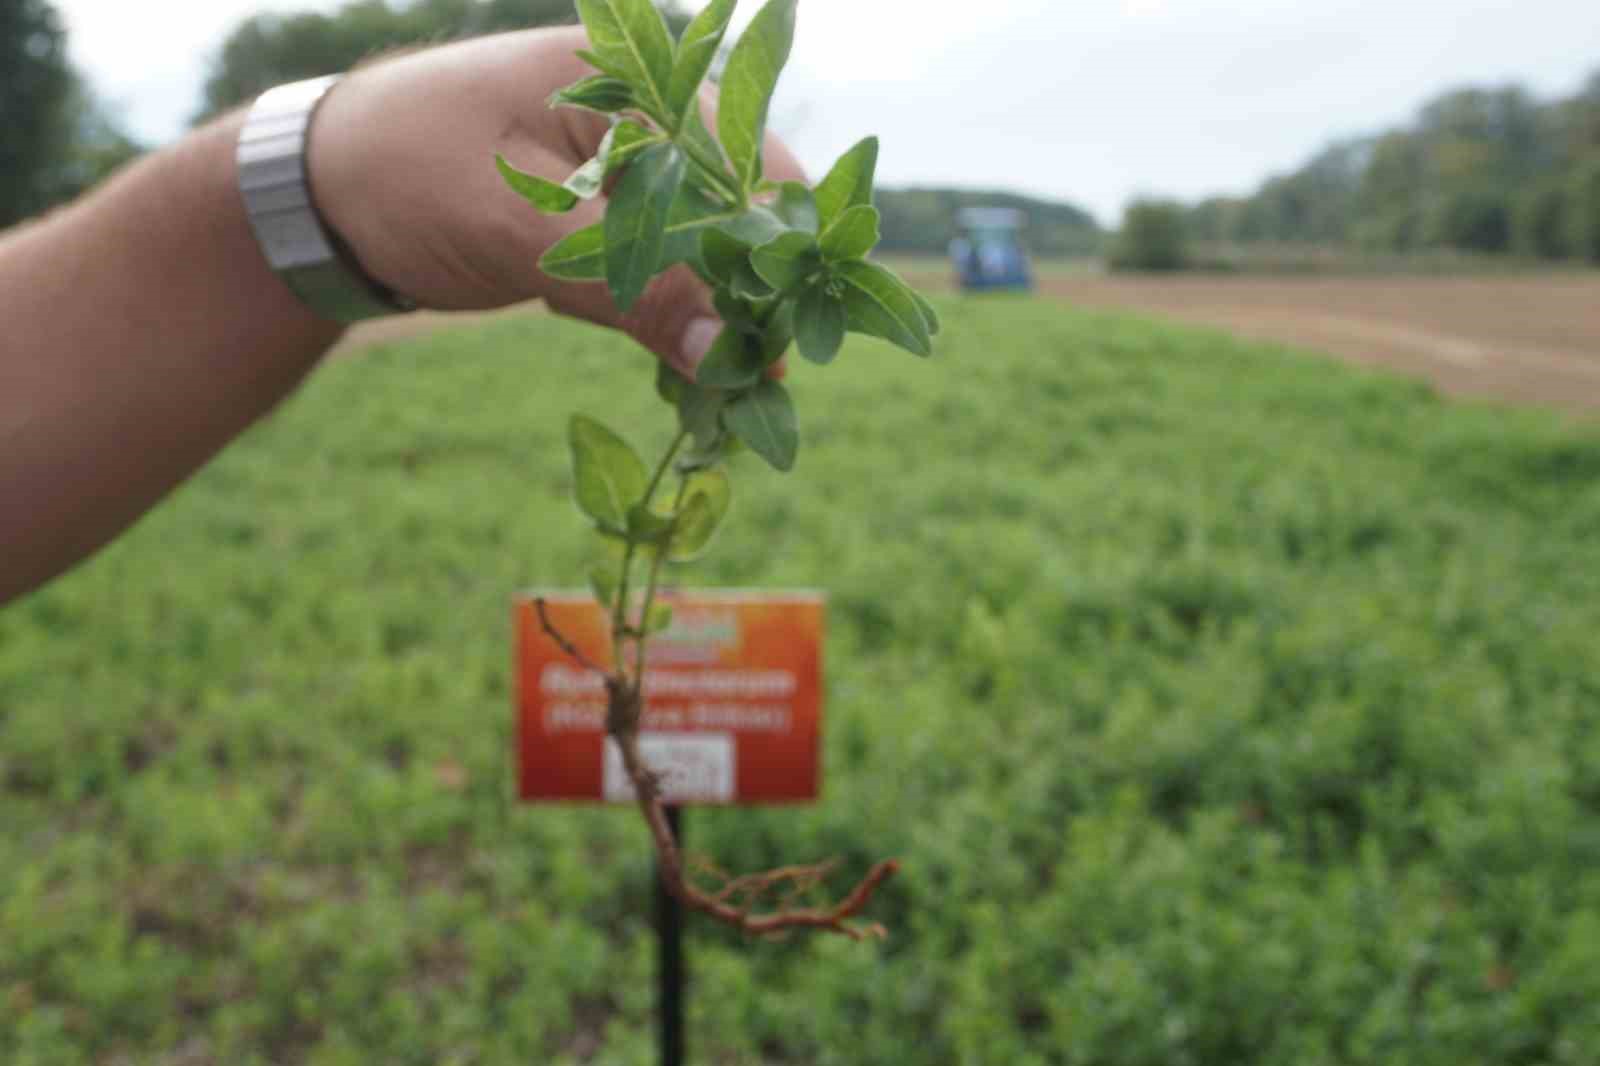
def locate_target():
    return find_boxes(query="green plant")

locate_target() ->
[1110,199,1189,272]
[1513,180,1569,260]
[494,0,934,938]
[1569,154,1600,265]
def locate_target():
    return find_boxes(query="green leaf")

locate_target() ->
[833,259,932,357]
[795,284,846,364]
[644,603,674,635]
[677,381,725,444]
[626,502,677,544]
[700,228,749,287]
[676,384,727,471]
[725,378,798,472]
[607,120,664,175]
[774,182,819,234]
[718,0,798,190]
[574,48,636,83]
[668,468,732,561]
[589,560,621,608]
[496,154,578,213]
[712,289,761,334]
[695,328,764,389]
[668,0,735,123]
[680,107,733,188]
[540,224,606,281]
[550,75,634,114]
[760,299,794,362]
[569,415,648,532]
[604,142,687,311]
[813,136,878,227]
[717,207,788,249]
[750,231,820,290]
[662,186,733,269]
[575,0,677,118]
[731,260,776,300]
[819,204,880,261]
[656,360,687,405]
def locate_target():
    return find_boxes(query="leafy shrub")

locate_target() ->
[1514,180,1570,260]
[1110,199,1189,272]
[1568,155,1600,264]
[1422,186,1512,253]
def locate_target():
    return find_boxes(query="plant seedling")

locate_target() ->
[498,0,936,939]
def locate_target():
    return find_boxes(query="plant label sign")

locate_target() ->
[516,591,822,805]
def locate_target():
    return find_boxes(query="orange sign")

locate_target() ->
[515,591,823,805]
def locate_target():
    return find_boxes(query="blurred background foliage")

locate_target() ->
[1178,74,1600,266]
[0,0,141,228]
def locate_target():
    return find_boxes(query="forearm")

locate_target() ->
[0,113,344,604]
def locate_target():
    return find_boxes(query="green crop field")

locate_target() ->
[6,297,1600,1065]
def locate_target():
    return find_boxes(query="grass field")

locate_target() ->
[7,296,1600,1064]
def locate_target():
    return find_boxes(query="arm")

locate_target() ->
[0,27,803,606]
[0,113,341,605]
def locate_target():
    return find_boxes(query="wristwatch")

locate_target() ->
[236,75,416,323]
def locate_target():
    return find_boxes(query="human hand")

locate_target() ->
[306,27,806,378]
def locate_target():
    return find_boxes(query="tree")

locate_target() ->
[45,82,144,202]
[1190,71,1600,264]
[1110,200,1188,272]
[1422,186,1512,253]
[1569,155,1600,264]
[0,0,75,228]
[1514,181,1569,260]
[197,0,688,122]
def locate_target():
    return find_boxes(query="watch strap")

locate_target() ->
[237,75,415,324]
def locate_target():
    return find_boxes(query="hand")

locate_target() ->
[307,27,806,378]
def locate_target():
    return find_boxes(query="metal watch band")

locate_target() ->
[237,75,415,324]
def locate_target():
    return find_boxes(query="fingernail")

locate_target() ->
[680,317,722,375]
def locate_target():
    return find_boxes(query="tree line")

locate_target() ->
[1181,72,1600,264]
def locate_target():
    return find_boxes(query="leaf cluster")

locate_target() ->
[497,0,937,485]
[495,0,935,711]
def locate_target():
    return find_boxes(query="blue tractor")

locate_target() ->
[950,207,1034,293]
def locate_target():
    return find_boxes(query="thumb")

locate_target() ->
[540,262,722,382]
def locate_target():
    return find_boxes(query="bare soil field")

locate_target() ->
[338,271,1600,413]
[900,268,1600,414]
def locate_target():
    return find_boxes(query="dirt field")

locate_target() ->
[900,268,1600,414]
[339,271,1600,414]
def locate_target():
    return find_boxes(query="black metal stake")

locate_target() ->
[657,806,685,1066]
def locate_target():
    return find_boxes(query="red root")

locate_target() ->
[618,728,897,941]
[535,598,896,940]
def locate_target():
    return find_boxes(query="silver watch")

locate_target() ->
[237,75,415,324]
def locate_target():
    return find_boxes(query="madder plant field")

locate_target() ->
[6,295,1600,1063]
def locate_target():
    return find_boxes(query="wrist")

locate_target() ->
[239,76,415,323]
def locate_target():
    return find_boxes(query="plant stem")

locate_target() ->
[679,143,744,209]
[634,476,691,682]
[612,429,689,678]
[643,429,691,508]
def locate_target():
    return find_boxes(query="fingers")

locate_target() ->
[541,262,722,381]
[528,71,812,381]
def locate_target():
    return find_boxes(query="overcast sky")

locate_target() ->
[56,0,1600,224]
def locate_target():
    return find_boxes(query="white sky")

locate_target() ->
[57,0,1600,224]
